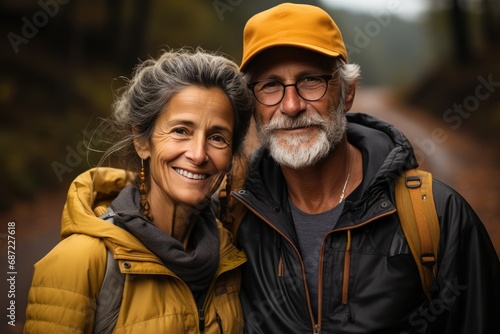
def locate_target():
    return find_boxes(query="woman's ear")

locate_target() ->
[133,128,151,160]
[344,78,358,112]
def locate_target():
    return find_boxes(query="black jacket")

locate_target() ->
[231,113,500,334]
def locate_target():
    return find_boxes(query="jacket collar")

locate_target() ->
[61,167,246,275]
[240,113,417,232]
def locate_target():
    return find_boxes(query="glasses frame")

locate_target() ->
[248,71,338,106]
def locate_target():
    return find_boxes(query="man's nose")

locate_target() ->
[280,85,306,117]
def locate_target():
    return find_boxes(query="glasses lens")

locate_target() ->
[251,75,331,105]
[297,76,328,101]
[253,81,284,106]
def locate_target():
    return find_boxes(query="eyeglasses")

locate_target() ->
[248,73,337,106]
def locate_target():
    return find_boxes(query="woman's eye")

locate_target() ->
[172,128,187,135]
[210,134,226,143]
[209,134,230,148]
[211,135,222,142]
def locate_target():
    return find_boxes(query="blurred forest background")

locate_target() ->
[1,0,499,209]
[0,0,499,331]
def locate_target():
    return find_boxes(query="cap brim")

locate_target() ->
[240,42,343,71]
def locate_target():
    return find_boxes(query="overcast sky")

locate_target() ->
[319,0,431,21]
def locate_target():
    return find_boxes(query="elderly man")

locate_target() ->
[226,3,500,333]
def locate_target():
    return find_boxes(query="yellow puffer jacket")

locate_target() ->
[24,167,246,334]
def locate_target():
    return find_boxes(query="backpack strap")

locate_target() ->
[94,208,125,334]
[395,169,440,300]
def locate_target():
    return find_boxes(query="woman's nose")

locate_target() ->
[185,137,209,165]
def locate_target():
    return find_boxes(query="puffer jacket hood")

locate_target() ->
[60,167,136,244]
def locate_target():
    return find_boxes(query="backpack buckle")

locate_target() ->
[421,253,436,267]
[405,176,422,189]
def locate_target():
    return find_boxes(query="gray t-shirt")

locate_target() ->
[290,199,345,319]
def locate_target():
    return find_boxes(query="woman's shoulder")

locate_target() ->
[26,234,108,332]
[31,234,107,294]
[59,233,107,257]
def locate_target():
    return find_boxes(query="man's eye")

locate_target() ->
[301,76,322,84]
[299,76,325,89]
[259,81,282,92]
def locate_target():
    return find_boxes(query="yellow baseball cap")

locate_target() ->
[240,3,348,71]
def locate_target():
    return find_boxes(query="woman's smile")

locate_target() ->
[173,167,210,180]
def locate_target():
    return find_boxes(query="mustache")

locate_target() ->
[261,113,328,132]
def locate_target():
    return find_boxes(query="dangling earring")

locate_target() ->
[217,171,232,224]
[139,159,153,221]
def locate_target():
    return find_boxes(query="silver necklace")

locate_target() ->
[338,149,353,203]
[338,171,351,203]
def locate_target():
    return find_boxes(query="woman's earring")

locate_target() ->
[139,159,153,221]
[218,171,231,224]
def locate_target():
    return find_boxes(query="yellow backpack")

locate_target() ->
[395,169,440,300]
[219,168,440,301]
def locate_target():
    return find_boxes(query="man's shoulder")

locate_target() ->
[431,178,473,213]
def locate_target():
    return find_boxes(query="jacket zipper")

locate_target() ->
[198,274,222,332]
[199,308,205,332]
[316,209,397,330]
[233,194,319,332]
[234,192,397,334]
[198,248,246,333]
[216,311,224,334]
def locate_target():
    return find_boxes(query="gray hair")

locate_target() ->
[335,59,361,102]
[98,48,253,175]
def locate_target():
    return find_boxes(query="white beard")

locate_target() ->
[256,103,346,169]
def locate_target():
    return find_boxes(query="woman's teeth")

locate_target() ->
[174,168,208,180]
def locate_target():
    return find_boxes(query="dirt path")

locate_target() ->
[1,87,498,333]
[352,88,500,255]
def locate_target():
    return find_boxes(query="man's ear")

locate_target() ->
[344,78,358,112]
[133,128,151,160]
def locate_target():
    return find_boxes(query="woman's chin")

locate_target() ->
[176,193,211,209]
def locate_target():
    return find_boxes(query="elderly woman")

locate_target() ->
[24,48,253,333]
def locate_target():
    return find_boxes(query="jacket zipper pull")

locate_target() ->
[199,308,205,332]
[313,323,320,334]
[216,312,224,334]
